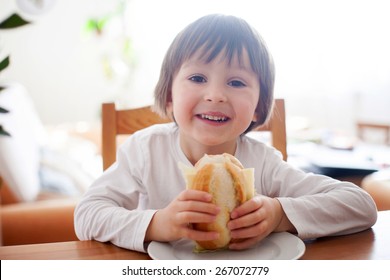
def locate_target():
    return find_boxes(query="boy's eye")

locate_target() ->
[228,80,246,87]
[189,75,206,83]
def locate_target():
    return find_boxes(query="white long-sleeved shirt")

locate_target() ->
[74,123,377,252]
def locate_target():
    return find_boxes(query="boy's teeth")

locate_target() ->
[201,114,227,122]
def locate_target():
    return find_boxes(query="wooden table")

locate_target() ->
[1,211,389,260]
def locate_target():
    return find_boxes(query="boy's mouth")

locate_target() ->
[197,113,229,123]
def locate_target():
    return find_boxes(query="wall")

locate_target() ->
[1,0,141,125]
[1,0,389,135]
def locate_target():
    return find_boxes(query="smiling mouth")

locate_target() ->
[198,114,229,122]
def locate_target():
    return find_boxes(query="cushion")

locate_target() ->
[0,83,45,201]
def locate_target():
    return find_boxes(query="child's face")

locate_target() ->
[169,48,260,155]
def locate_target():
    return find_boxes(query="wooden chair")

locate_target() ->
[253,99,287,161]
[101,99,287,170]
[102,104,171,170]
[356,122,390,145]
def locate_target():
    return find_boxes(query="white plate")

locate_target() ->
[147,232,305,260]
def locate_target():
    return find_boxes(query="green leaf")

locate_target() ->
[0,125,11,137]
[0,56,10,72]
[0,106,9,113]
[0,13,30,29]
[85,18,105,35]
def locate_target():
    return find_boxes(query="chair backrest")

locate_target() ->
[102,104,171,170]
[356,122,390,145]
[101,98,287,170]
[253,99,287,161]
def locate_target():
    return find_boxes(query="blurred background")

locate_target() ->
[1,0,388,129]
[1,0,390,201]
[2,0,390,247]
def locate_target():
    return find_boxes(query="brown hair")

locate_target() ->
[154,14,275,131]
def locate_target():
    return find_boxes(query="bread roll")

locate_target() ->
[180,153,254,251]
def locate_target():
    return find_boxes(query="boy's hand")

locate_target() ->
[145,189,220,243]
[227,195,293,250]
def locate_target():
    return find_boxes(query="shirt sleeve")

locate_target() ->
[257,146,378,240]
[74,137,155,252]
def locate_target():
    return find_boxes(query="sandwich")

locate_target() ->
[180,153,255,251]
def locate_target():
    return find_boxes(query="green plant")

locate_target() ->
[0,13,30,136]
[84,0,136,81]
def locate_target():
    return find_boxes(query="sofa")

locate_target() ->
[0,83,101,246]
[1,179,79,246]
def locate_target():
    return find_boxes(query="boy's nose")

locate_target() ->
[204,85,227,103]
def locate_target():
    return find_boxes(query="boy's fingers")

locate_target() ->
[229,220,268,239]
[231,196,263,219]
[228,207,265,230]
[178,189,212,202]
[177,200,220,215]
[177,211,218,224]
[176,190,220,215]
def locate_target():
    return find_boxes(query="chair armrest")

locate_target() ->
[1,198,79,246]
